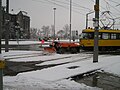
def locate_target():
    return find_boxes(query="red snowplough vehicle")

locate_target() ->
[44,41,80,54]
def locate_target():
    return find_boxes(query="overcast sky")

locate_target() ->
[2,0,120,33]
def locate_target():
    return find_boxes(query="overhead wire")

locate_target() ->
[108,0,119,5]
[90,0,120,18]
[102,0,120,28]
[32,0,120,28]
[108,0,120,7]
[65,0,93,11]
[104,0,120,13]
[32,0,85,15]
[51,0,90,12]
[43,0,93,12]
[103,0,120,22]
[105,0,111,10]
[50,0,87,12]
[90,0,118,28]
[48,0,94,14]
[48,0,85,15]
[32,0,50,5]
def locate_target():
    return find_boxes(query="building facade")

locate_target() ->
[2,10,30,39]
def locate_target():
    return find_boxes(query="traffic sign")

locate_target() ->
[94,4,99,11]
[0,60,5,69]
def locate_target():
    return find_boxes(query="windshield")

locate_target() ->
[80,32,94,39]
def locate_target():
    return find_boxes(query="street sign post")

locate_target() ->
[93,0,99,63]
[0,54,5,90]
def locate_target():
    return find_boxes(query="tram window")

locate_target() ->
[82,33,88,39]
[116,34,120,39]
[82,33,94,39]
[88,33,94,39]
[102,33,110,39]
[111,33,116,39]
[99,33,102,39]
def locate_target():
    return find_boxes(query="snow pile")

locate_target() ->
[4,75,101,90]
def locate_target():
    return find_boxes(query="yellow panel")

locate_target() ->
[80,39,120,47]
[0,60,5,69]
[80,39,94,47]
[99,40,120,46]
[82,29,120,33]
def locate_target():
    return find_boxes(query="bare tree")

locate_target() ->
[36,29,41,37]
[51,25,54,37]
[41,25,50,38]
[30,28,38,39]
[63,24,70,39]
[57,30,65,39]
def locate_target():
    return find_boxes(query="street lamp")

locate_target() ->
[69,0,72,43]
[86,11,94,29]
[53,7,56,39]
[93,0,99,63]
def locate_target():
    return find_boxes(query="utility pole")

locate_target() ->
[93,0,99,63]
[53,7,56,39]
[5,0,9,52]
[86,13,88,29]
[0,0,2,54]
[0,1,4,90]
[86,11,94,29]
[69,0,72,43]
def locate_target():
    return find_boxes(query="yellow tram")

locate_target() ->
[80,28,120,51]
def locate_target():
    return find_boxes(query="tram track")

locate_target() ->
[4,52,93,76]
[36,53,93,68]
[4,51,53,60]
[4,50,115,76]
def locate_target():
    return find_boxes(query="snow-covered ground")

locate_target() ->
[1,39,79,45]
[2,40,42,45]
[1,50,120,90]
